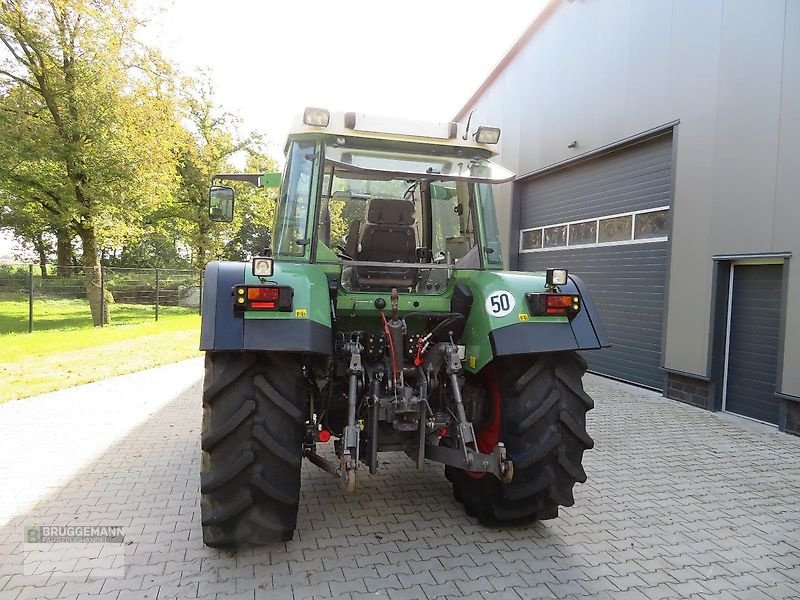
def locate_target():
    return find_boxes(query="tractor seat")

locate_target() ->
[355,198,417,290]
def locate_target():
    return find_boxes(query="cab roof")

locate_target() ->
[285,109,501,157]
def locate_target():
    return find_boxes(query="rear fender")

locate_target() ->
[455,270,608,373]
[200,261,332,354]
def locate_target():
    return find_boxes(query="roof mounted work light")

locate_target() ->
[546,268,569,287]
[252,256,273,278]
[303,107,330,127]
[475,126,501,145]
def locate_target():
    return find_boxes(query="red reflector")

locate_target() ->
[318,429,331,443]
[247,287,280,301]
[527,292,581,318]
[250,301,277,309]
[545,295,573,308]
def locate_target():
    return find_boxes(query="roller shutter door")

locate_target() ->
[517,133,673,389]
[723,264,782,425]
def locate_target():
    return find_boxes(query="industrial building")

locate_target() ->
[457,0,800,434]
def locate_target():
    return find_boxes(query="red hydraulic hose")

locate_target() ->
[381,311,399,386]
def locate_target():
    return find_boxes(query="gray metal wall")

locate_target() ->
[518,134,672,388]
[459,0,800,399]
[519,134,673,225]
[522,243,668,389]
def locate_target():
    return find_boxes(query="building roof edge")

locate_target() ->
[453,0,562,122]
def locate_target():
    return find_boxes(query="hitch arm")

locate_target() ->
[423,443,513,483]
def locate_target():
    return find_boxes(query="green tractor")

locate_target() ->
[199,108,608,547]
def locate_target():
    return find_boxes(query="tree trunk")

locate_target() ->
[56,228,73,277]
[34,233,49,278]
[196,216,209,270]
[78,226,111,326]
[196,245,206,271]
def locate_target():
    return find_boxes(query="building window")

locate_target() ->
[634,209,669,239]
[519,206,669,253]
[599,215,632,243]
[544,225,567,248]
[520,229,542,250]
[568,220,597,246]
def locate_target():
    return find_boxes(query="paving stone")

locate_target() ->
[386,585,427,600]
[61,580,104,596]
[488,573,527,591]
[579,577,620,594]
[117,587,158,600]
[330,579,368,595]
[1,366,799,600]
[365,575,402,592]
[513,584,557,599]
[456,577,495,595]
[291,582,331,599]
[421,581,460,599]
[479,590,523,600]
[74,592,119,600]
[398,571,436,588]
[217,592,256,600]
[15,583,65,600]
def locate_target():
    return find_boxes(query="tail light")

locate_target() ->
[526,293,581,318]
[233,285,293,312]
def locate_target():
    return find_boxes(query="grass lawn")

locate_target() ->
[0,296,195,334]
[0,312,202,403]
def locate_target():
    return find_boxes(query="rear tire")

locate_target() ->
[200,352,305,548]
[452,352,594,524]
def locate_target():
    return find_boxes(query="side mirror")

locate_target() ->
[208,186,234,222]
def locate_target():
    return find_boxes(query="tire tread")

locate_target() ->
[201,400,255,451]
[452,351,594,525]
[200,352,304,548]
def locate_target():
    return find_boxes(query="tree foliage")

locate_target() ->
[0,0,184,322]
[0,0,181,244]
[0,1,281,323]
[168,72,277,269]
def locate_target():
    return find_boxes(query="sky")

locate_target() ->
[1,0,548,260]
[138,0,548,159]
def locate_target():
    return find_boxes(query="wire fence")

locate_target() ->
[0,263,203,334]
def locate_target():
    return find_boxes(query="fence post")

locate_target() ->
[155,268,160,322]
[28,264,33,333]
[99,266,105,327]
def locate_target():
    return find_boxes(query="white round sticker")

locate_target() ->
[484,290,516,317]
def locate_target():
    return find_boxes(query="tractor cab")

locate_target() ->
[211,108,514,295]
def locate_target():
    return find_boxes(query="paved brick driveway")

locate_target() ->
[1,359,799,600]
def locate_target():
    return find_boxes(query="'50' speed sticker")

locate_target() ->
[484,290,516,317]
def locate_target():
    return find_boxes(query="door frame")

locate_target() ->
[720,264,735,413]
[713,256,789,427]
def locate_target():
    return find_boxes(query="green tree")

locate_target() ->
[0,198,53,275]
[222,153,279,261]
[102,227,191,269]
[0,0,181,324]
[169,73,277,269]
[0,83,76,274]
